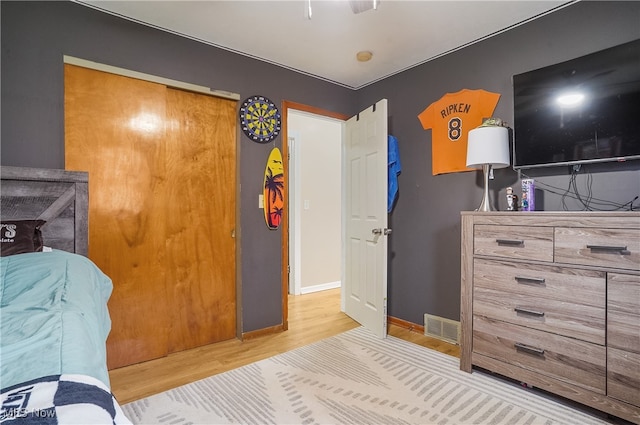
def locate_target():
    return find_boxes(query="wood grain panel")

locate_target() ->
[608,273,640,353]
[459,213,474,372]
[461,212,640,423]
[165,88,237,353]
[65,64,170,368]
[473,292,604,345]
[473,259,605,344]
[473,353,640,425]
[607,272,640,407]
[555,227,640,271]
[473,315,606,394]
[1,167,89,255]
[473,224,554,262]
[608,347,640,407]
[474,258,605,307]
[462,211,640,229]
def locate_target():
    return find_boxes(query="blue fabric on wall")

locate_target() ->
[388,135,401,212]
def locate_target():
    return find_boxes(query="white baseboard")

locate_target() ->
[300,280,341,294]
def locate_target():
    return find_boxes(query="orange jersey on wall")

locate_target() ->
[418,89,500,175]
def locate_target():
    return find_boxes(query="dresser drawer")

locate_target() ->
[473,259,605,307]
[473,287,605,344]
[474,225,553,262]
[473,316,606,394]
[473,259,605,344]
[555,227,640,271]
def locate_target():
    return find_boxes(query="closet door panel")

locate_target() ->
[165,88,237,353]
[64,64,170,369]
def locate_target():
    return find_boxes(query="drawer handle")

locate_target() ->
[514,307,545,317]
[496,239,524,246]
[586,245,630,255]
[514,276,546,285]
[514,342,545,357]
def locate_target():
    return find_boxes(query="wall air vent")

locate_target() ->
[424,314,460,345]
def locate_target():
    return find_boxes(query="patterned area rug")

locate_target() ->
[122,327,610,424]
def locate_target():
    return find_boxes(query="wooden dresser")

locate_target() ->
[460,211,640,424]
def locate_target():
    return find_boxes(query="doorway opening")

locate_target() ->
[281,101,349,329]
[288,111,343,295]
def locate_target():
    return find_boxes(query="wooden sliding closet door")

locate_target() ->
[65,64,169,368]
[64,65,237,369]
[165,88,236,353]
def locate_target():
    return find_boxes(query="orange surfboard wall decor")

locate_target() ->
[263,147,284,229]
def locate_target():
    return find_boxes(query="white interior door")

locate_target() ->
[342,99,389,338]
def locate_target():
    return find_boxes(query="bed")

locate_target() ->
[0,166,131,424]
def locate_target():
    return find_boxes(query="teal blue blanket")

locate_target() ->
[0,250,113,390]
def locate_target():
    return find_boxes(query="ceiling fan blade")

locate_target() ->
[349,0,379,14]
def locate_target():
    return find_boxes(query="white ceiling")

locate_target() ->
[76,0,572,89]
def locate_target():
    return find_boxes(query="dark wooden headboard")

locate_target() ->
[1,166,89,256]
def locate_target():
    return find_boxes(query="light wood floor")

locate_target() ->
[109,288,460,404]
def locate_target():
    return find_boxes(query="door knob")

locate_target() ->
[372,228,392,235]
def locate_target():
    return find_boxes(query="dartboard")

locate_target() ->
[239,95,281,143]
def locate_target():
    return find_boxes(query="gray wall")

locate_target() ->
[2,1,639,332]
[356,1,640,324]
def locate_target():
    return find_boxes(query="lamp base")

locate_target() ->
[475,164,496,212]
[475,198,495,212]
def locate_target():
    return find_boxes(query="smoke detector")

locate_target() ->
[356,51,373,62]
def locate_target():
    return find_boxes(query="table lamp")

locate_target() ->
[466,124,510,211]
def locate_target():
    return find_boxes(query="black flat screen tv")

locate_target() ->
[512,39,640,170]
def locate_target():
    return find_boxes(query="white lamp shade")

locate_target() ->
[466,126,510,169]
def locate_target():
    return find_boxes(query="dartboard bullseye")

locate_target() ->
[239,95,281,143]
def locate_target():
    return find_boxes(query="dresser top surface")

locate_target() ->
[461,211,640,229]
[461,211,640,217]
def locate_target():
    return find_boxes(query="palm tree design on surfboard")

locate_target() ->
[264,147,284,229]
